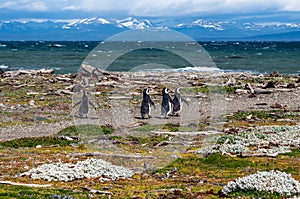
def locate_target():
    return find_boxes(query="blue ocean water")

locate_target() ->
[0,41,299,74]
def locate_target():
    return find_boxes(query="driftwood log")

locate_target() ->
[3,69,55,77]
[151,131,221,136]
[0,181,52,188]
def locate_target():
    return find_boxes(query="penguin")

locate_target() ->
[141,88,155,119]
[172,88,189,116]
[73,90,96,117]
[161,88,174,118]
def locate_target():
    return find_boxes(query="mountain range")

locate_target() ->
[1,16,300,41]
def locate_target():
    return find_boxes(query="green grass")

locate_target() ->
[133,123,180,132]
[226,110,300,127]
[56,124,114,137]
[110,134,170,150]
[154,153,255,175]
[230,110,282,121]
[282,148,300,157]
[0,184,90,199]
[230,110,300,122]
[0,136,77,148]
[227,190,281,199]
[200,153,255,168]
[162,123,180,132]
[182,85,237,94]
[133,124,162,132]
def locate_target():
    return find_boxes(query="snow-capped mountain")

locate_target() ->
[114,17,154,29]
[62,17,110,29]
[61,17,154,30]
[1,17,300,40]
[177,19,224,31]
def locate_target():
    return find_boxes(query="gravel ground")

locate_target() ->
[1,71,300,140]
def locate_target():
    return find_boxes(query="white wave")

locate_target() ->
[0,44,6,47]
[53,44,65,48]
[139,66,221,73]
[173,66,221,72]
[0,65,9,69]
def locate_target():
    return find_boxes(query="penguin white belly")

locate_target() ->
[148,104,151,116]
[167,102,172,115]
[178,99,182,113]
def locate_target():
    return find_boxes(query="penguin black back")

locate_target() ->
[73,90,96,118]
[141,88,155,119]
[79,90,89,115]
[172,88,189,116]
[172,88,181,115]
[161,88,173,118]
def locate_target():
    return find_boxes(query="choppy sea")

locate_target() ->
[0,41,300,75]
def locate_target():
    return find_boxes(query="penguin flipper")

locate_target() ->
[150,100,156,109]
[73,101,81,108]
[182,98,189,106]
[89,101,97,110]
[148,95,155,108]
[169,96,175,105]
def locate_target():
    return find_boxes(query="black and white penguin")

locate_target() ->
[161,88,174,118]
[73,90,96,117]
[172,88,189,116]
[141,88,155,119]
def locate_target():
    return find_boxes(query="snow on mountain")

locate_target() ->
[255,22,300,28]
[114,17,154,29]
[62,17,110,29]
[175,19,224,30]
[191,19,224,30]
[61,17,154,30]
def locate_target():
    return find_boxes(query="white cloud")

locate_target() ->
[0,0,47,11]
[26,1,47,11]
[70,0,300,15]
[1,0,300,15]
[0,1,15,9]
[282,0,300,11]
[62,5,80,11]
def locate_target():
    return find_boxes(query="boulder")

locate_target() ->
[287,83,296,88]
[263,81,276,89]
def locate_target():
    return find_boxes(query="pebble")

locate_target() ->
[29,100,35,106]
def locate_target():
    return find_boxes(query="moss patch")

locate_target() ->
[0,136,77,148]
[182,85,237,94]
[0,184,89,199]
[56,125,114,137]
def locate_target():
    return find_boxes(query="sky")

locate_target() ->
[1,0,300,19]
